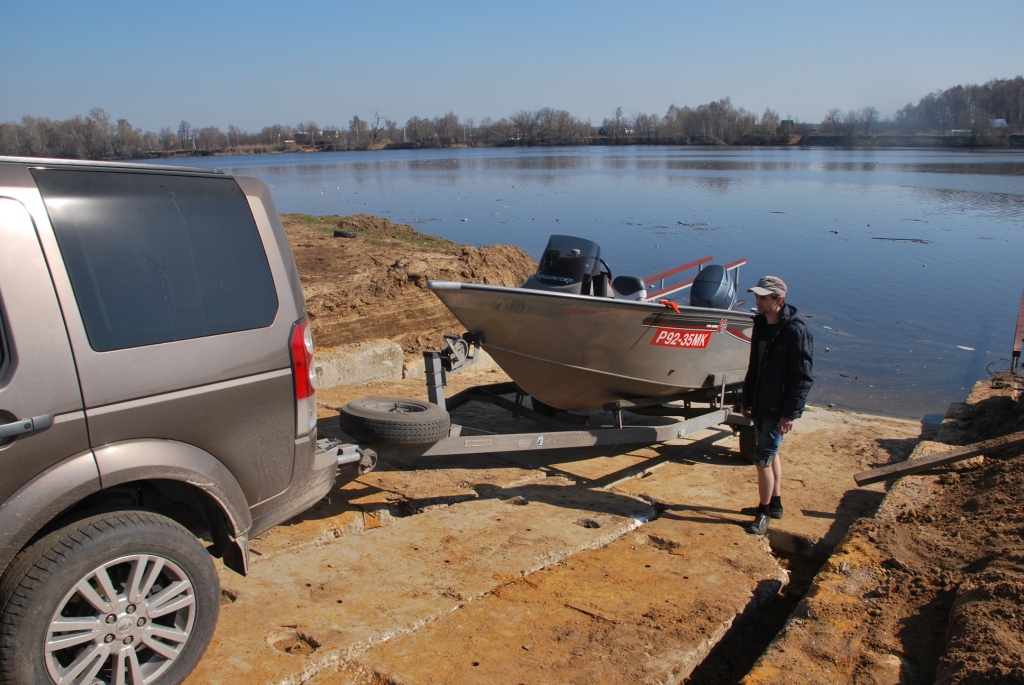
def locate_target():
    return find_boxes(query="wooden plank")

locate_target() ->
[855,430,1024,486]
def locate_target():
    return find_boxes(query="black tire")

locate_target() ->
[339,397,450,445]
[738,424,757,463]
[333,229,358,238]
[0,510,219,685]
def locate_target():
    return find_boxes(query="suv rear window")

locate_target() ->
[32,169,279,352]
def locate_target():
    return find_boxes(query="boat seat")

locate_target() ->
[612,276,647,301]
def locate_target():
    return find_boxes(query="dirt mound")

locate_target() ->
[800,376,1024,685]
[922,375,1024,685]
[283,214,537,353]
[741,373,1024,685]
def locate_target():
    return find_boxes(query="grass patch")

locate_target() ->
[282,213,456,251]
[284,213,343,234]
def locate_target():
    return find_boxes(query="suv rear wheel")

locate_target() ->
[0,510,219,685]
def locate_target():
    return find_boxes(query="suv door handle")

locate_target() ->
[0,414,53,439]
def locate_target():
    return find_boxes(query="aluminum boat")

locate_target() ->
[428,235,754,411]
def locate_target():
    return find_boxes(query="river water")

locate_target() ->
[154,147,1024,421]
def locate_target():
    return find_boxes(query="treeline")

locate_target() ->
[894,76,1024,133]
[818,75,1024,137]
[2,76,1021,160]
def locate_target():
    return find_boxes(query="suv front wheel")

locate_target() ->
[0,510,219,685]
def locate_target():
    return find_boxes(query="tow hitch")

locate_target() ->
[316,437,377,475]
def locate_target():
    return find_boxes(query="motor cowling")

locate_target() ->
[689,264,736,310]
[522,235,602,295]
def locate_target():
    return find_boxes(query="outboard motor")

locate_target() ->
[689,264,737,310]
[522,235,604,295]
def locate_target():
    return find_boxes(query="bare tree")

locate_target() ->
[178,121,194,150]
[404,116,436,144]
[509,110,538,141]
[761,108,780,136]
[842,110,861,136]
[83,108,113,158]
[432,111,460,144]
[971,106,993,140]
[260,124,290,147]
[822,108,843,135]
[112,118,144,157]
[349,116,368,146]
[158,127,177,150]
[370,110,385,143]
[196,126,227,150]
[861,107,879,135]
[298,121,319,146]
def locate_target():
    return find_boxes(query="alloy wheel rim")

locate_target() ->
[44,554,196,685]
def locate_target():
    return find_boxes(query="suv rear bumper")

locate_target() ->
[248,432,337,541]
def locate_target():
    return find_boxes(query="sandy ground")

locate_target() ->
[184,214,1021,684]
[184,360,927,685]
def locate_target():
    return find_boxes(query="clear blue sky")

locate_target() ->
[3,0,1021,132]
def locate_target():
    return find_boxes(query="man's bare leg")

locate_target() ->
[756,464,775,506]
[771,454,782,498]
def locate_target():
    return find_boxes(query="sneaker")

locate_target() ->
[746,512,770,535]
[740,503,783,520]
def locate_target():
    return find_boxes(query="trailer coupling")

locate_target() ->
[316,438,377,475]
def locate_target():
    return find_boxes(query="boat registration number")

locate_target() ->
[651,328,712,349]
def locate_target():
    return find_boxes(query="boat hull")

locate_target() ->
[429,281,754,411]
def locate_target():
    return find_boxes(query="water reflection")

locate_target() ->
[819,160,1024,176]
[664,175,739,194]
[906,186,1024,219]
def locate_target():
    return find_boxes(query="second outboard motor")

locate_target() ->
[522,235,602,295]
[689,264,736,310]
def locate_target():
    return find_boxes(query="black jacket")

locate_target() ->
[742,303,814,420]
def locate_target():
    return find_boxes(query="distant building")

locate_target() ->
[780,120,794,136]
[294,129,340,144]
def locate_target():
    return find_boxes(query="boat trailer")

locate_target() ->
[325,333,754,470]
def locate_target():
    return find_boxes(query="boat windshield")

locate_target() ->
[534,235,600,287]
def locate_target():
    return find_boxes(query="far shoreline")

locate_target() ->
[129,131,1024,162]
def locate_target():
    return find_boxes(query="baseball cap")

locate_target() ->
[747,275,787,297]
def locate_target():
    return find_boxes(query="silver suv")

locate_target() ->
[0,157,335,684]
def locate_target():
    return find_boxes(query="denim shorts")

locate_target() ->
[752,417,784,468]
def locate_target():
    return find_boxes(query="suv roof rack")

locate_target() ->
[0,156,225,175]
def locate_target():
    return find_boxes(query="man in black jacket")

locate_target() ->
[741,276,814,535]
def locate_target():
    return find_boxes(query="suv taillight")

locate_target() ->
[290,319,317,436]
